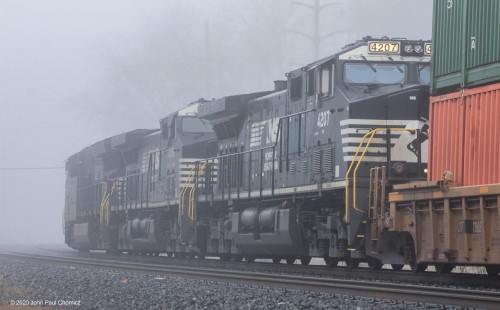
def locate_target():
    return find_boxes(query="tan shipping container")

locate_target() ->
[429,82,500,186]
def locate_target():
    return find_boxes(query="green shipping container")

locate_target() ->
[431,0,500,94]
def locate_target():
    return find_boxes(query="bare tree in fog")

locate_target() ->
[80,0,431,134]
[85,1,291,132]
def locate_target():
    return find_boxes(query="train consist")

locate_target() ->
[65,36,435,268]
[64,4,500,276]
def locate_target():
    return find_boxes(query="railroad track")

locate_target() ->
[30,245,500,289]
[1,249,499,308]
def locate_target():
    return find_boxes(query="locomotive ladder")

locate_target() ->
[368,166,387,253]
[344,127,416,223]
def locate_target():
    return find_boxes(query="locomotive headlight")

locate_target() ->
[391,162,407,177]
[404,44,414,53]
[414,45,423,54]
[424,168,428,174]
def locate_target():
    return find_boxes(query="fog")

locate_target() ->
[0,0,432,244]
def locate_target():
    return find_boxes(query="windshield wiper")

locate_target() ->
[367,82,405,90]
[344,82,404,94]
[344,83,369,93]
[360,55,377,72]
[388,56,404,73]
[419,65,429,72]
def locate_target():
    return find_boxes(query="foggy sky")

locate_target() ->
[0,0,432,244]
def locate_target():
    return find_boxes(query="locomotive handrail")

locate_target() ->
[188,161,207,222]
[199,109,316,162]
[196,108,316,197]
[178,165,197,224]
[99,181,116,225]
[344,127,417,223]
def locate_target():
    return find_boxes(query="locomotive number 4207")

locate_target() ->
[368,41,400,54]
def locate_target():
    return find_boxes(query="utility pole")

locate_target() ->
[204,20,212,97]
[289,0,346,60]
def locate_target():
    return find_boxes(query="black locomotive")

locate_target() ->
[64,37,432,268]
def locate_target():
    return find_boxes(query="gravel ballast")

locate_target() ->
[0,256,468,309]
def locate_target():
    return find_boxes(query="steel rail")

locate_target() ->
[1,250,499,308]
[31,246,500,289]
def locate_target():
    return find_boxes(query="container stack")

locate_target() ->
[429,0,500,186]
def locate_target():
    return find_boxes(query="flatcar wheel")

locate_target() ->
[346,259,359,269]
[272,258,281,264]
[197,254,205,260]
[485,265,500,276]
[368,258,382,271]
[410,263,427,273]
[324,257,338,268]
[435,264,454,274]
[220,254,230,261]
[245,256,255,263]
[300,257,312,266]
[285,257,296,265]
[391,264,404,271]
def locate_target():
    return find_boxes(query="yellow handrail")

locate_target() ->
[344,128,416,223]
[99,181,115,225]
[99,182,108,224]
[178,165,197,223]
[188,162,207,222]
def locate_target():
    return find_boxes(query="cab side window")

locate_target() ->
[307,70,315,97]
[290,76,303,100]
[320,66,332,97]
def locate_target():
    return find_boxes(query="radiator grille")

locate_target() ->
[323,148,334,172]
[313,150,322,175]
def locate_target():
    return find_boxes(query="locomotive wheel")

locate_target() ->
[272,258,281,264]
[285,257,296,265]
[197,254,205,260]
[391,264,404,271]
[368,258,383,271]
[176,253,186,259]
[245,256,255,263]
[410,263,427,273]
[485,265,500,276]
[232,255,243,262]
[435,264,454,274]
[324,257,339,268]
[220,254,230,261]
[300,257,312,266]
[346,259,359,269]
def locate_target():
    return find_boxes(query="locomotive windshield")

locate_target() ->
[344,62,407,85]
[418,64,431,84]
[181,116,212,133]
